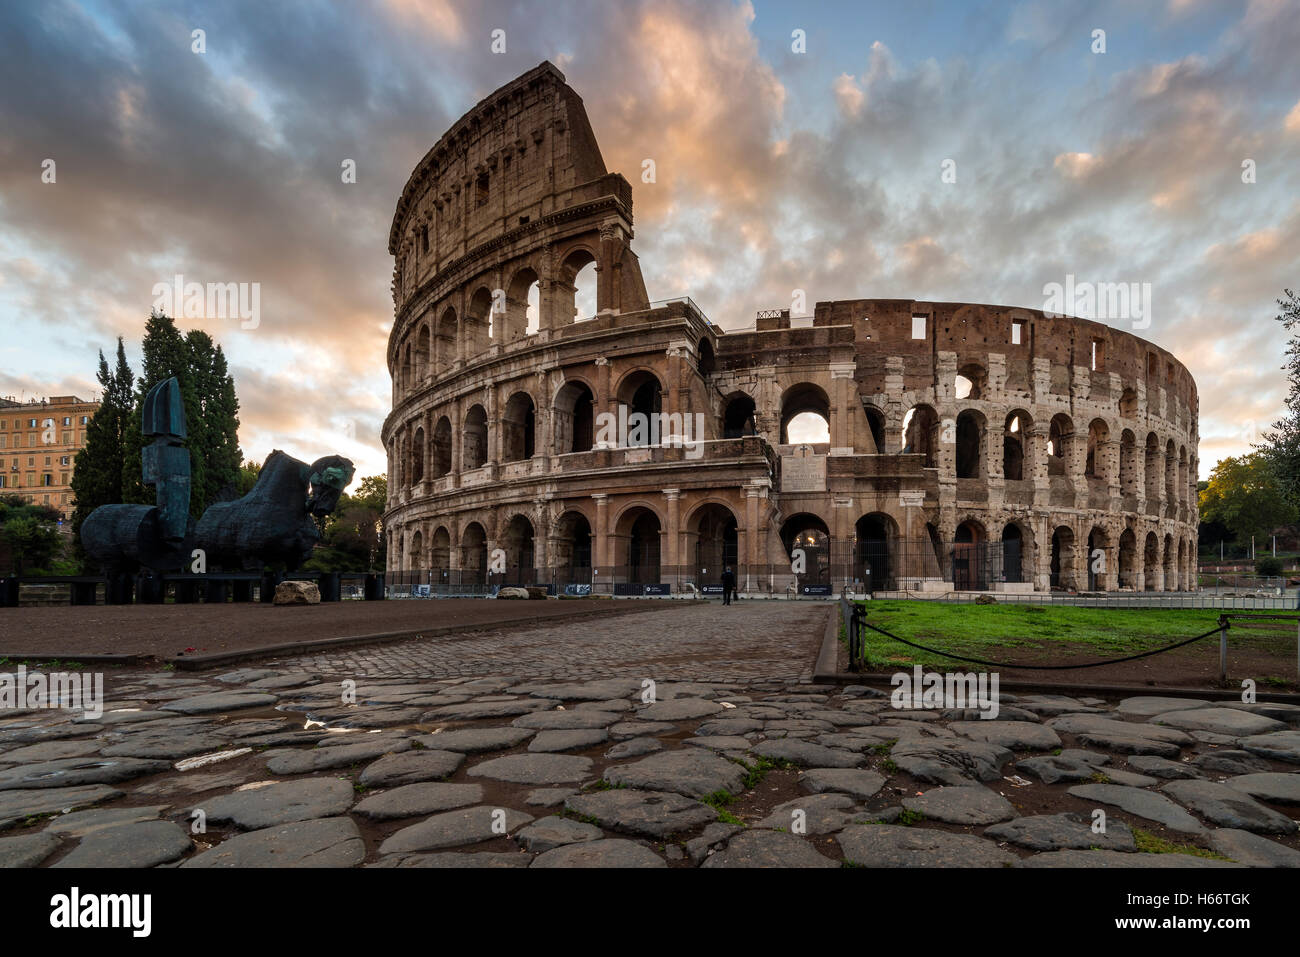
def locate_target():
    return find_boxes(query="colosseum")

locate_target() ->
[382,62,1199,597]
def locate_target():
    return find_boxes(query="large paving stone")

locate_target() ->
[468,753,593,785]
[45,805,170,838]
[1125,756,1204,780]
[891,739,1011,784]
[950,720,1061,752]
[1191,750,1272,775]
[1017,755,1105,785]
[528,729,608,753]
[531,838,666,868]
[1117,697,1211,717]
[357,750,465,787]
[512,710,620,731]
[1018,849,1240,868]
[379,805,534,854]
[0,785,123,829]
[198,778,355,829]
[604,749,747,798]
[100,730,228,760]
[1151,708,1287,737]
[1240,731,1300,765]
[1067,783,1205,834]
[685,736,754,752]
[837,824,1016,867]
[422,700,553,722]
[519,679,641,701]
[354,783,484,820]
[515,815,604,853]
[604,737,662,760]
[798,768,886,800]
[415,727,534,753]
[183,816,364,867]
[1209,828,1300,867]
[53,820,192,868]
[372,851,532,868]
[1162,779,1297,835]
[565,789,716,838]
[903,785,1017,825]
[1048,714,1195,746]
[985,812,1136,851]
[702,829,838,868]
[0,832,62,867]
[160,691,278,714]
[0,740,102,763]
[696,718,765,737]
[267,738,412,775]
[1224,771,1300,805]
[749,739,863,769]
[636,699,724,722]
[0,757,170,790]
[756,793,866,834]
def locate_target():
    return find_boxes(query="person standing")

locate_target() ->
[721,566,736,605]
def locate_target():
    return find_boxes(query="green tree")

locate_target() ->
[1199,453,1298,545]
[122,311,242,517]
[303,475,387,572]
[70,337,135,550]
[0,495,64,574]
[1258,288,1300,511]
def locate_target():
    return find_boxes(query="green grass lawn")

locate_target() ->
[847,600,1293,670]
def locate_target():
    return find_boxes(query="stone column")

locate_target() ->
[829,362,855,455]
[592,493,609,583]
[663,489,681,576]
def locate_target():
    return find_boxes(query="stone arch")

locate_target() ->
[431,526,451,572]
[862,404,887,454]
[1143,530,1160,591]
[1176,538,1188,591]
[953,519,988,590]
[414,321,430,384]
[723,391,757,439]
[902,404,939,468]
[466,286,493,356]
[697,338,716,378]
[460,522,487,583]
[1164,438,1178,513]
[1051,525,1077,590]
[1085,418,1109,479]
[1048,413,1074,476]
[501,513,536,582]
[955,409,986,479]
[686,502,739,582]
[1118,527,1138,589]
[409,528,423,569]
[558,246,598,324]
[1001,520,1034,584]
[1145,432,1162,501]
[780,382,831,445]
[780,512,831,587]
[1119,387,1139,418]
[856,512,898,591]
[554,379,596,454]
[432,416,452,478]
[505,266,540,342]
[1164,533,1177,590]
[955,361,987,400]
[1087,525,1111,591]
[435,307,457,375]
[552,509,593,582]
[616,369,663,443]
[1003,409,1032,480]
[502,390,537,462]
[1119,429,1139,497]
[463,404,488,469]
[410,426,426,485]
[614,503,663,584]
[1178,446,1189,508]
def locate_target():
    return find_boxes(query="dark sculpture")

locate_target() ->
[192,450,355,571]
[82,376,354,575]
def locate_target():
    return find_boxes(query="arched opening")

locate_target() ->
[506,267,540,341]
[560,248,598,324]
[697,338,716,377]
[552,511,592,585]
[690,504,738,583]
[460,522,487,584]
[435,308,457,375]
[502,392,536,462]
[1003,410,1031,480]
[410,427,425,485]
[863,405,886,454]
[414,323,430,384]
[409,529,423,569]
[432,416,452,478]
[780,383,830,445]
[1178,446,1188,507]
[856,513,896,591]
[1143,531,1160,591]
[618,507,661,584]
[953,520,987,590]
[617,371,662,446]
[1119,387,1138,418]
[1164,439,1177,507]
[1002,523,1025,583]
[1050,526,1076,590]
[1176,538,1188,591]
[1048,414,1073,477]
[955,362,986,400]
[1087,527,1109,591]
[1119,430,1138,497]
[1118,527,1138,589]
[723,392,757,439]
[554,381,595,454]
[466,287,493,356]
[1085,418,1109,480]
[502,515,536,584]
[1145,433,1162,502]
[463,405,488,470]
[431,527,451,578]
[955,410,985,479]
[902,405,939,468]
[1163,534,1176,590]
[781,513,830,588]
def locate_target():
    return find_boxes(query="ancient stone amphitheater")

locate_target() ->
[382,62,1199,597]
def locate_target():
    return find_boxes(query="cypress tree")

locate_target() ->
[70,338,135,550]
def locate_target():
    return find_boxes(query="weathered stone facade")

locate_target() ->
[382,62,1199,595]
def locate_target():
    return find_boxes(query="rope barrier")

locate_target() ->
[852,612,1227,671]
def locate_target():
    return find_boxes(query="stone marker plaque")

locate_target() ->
[781,450,826,492]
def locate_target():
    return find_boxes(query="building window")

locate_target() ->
[60,456,70,466]
[1011,320,1023,345]
[476,172,489,208]
[911,315,927,339]
[1090,338,1104,371]
[41,474,52,486]
[80,415,89,425]
[28,418,36,428]
[420,225,429,254]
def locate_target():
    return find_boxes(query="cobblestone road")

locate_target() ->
[268,600,828,683]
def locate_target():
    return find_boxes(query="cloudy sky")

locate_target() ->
[2,0,1297,482]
